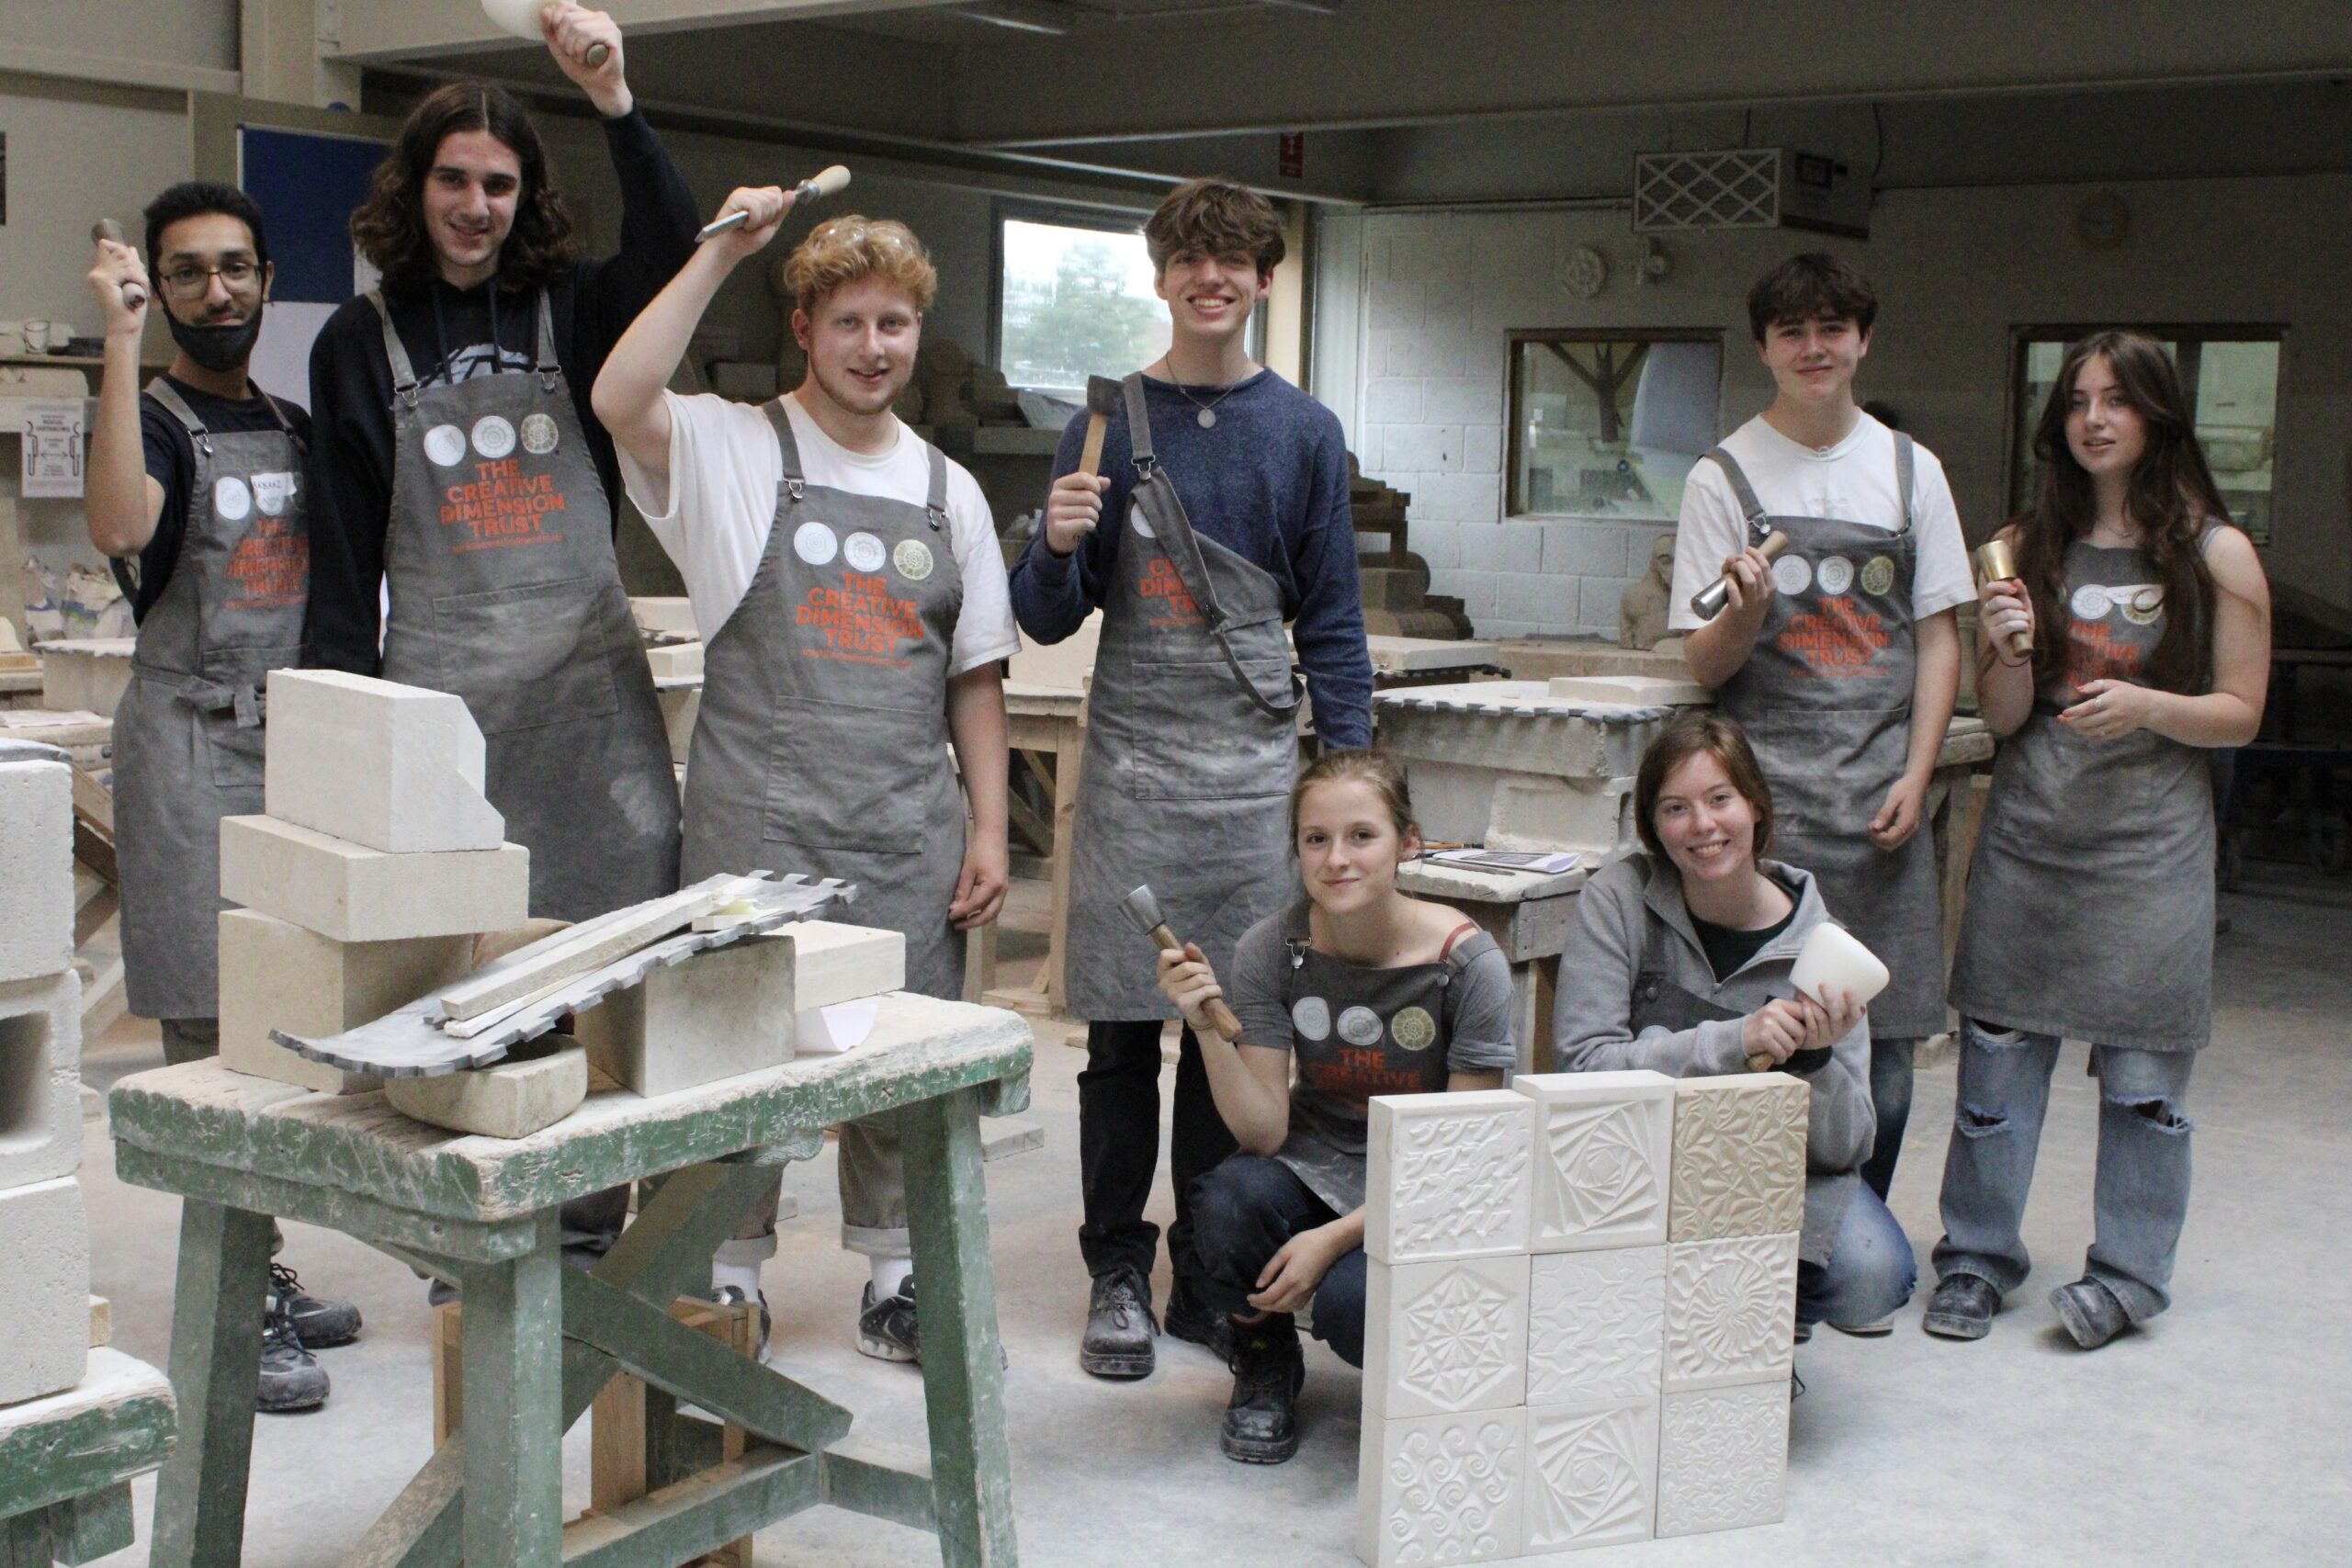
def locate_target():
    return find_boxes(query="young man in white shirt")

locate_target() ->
[1673,254,1968,1282]
[596,191,1015,1360]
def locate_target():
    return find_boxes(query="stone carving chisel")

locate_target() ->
[695,165,854,243]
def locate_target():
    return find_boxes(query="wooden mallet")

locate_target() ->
[1120,885,1244,1040]
[1973,537,2033,661]
[1078,375,1120,478]
[1688,529,1791,620]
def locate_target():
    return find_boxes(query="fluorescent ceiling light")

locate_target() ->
[956,0,1077,33]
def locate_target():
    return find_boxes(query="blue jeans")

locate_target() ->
[1187,1155,1367,1368]
[1796,1181,1917,1327]
[1932,1022,2195,1321]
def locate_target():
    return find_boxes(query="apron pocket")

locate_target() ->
[1742,706,1907,837]
[429,577,620,736]
[1120,656,1297,802]
[194,644,301,792]
[760,694,944,853]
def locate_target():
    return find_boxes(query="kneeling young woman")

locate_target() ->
[1553,712,1917,1340]
[1155,750,1517,1464]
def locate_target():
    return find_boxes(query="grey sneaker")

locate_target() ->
[257,1286,329,1413]
[858,1279,921,1363]
[2051,1277,2133,1350]
[273,1263,361,1348]
[1921,1275,2001,1340]
[711,1284,775,1366]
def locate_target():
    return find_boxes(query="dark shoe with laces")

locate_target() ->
[1922,1274,2001,1340]
[272,1262,361,1348]
[1220,1320,1305,1464]
[1162,1277,1235,1363]
[2051,1277,2134,1350]
[712,1285,775,1366]
[1080,1267,1158,1379]
[858,1279,921,1363]
[257,1285,330,1413]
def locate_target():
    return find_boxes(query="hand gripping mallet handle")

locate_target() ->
[91,220,144,311]
[1973,537,2033,661]
[1688,529,1791,621]
[1078,375,1120,479]
[1120,885,1245,1040]
[695,165,853,243]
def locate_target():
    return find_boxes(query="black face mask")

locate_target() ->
[167,303,266,375]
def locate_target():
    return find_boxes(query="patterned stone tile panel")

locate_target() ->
[1366,1089,1534,1263]
[1356,1406,1525,1568]
[1365,1255,1531,1420]
[1520,1396,1659,1553]
[1663,1234,1798,1392]
[1656,1381,1790,1538]
[1512,1069,1674,1252]
[1667,1074,1807,1242]
[1526,1246,1666,1405]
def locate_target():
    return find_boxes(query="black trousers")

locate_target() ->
[1077,1019,1237,1287]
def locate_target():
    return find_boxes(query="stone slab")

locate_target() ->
[1363,1253,1529,1420]
[263,669,503,853]
[643,641,704,682]
[220,814,530,943]
[571,936,795,1099]
[784,921,908,1010]
[1521,1395,1659,1554]
[383,1039,589,1138]
[1546,674,1713,707]
[1656,1380,1789,1537]
[35,639,135,720]
[1365,636,1499,673]
[630,597,697,637]
[1526,1246,1666,1406]
[218,909,473,1094]
[1512,1070,1674,1252]
[1364,1089,1534,1265]
[1355,1405,1524,1568]
[1663,1233,1799,1392]
[0,743,74,984]
[0,1176,91,1405]
[1668,1074,1809,1242]
[0,970,83,1188]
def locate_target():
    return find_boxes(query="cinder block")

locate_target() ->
[571,936,793,1099]
[643,642,703,682]
[0,971,84,1187]
[263,669,503,853]
[1663,1234,1798,1392]
[1363,1253,1529,1419]
[220,815,529,942]
[1521,1396,1659,1554]
[1656,1381,1789,1537]
[1526,1247,1666,1405]
[384,1039,588,1138]
[0,1176,91,1405]
[1356,1406,1523,1568]
[218,909,473,1094]
[1364,1090,1533,1265]
[1668,1075,1809,1242]
[784,921,906,1010]
[1512,1070,1674,1252]
[0,743,74,984]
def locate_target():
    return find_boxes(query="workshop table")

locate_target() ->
[1396,858,1586,1075]
[109,990,1032,1568]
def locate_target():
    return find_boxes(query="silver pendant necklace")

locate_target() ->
[1161,362,1244,428]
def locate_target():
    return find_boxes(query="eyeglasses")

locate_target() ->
[158,260,262,300]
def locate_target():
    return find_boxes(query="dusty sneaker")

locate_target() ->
[1220,1320,1305,1464]
[272,1263,361,1348]
[1079,1266,1157,1380]
[257,1286,329,1413]
[2051,1277,2133,1350]
[858,1278,921,1363]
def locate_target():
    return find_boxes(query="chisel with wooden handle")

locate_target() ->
[695,165,853,243]
[1120,885,1244,1040]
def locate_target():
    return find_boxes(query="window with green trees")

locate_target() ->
[994,209,1172,400]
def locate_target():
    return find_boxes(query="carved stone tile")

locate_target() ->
[1365,1255,1530,1419]
[1526,1246,1665,1405]
[1512,1070,1674,1251]
[1356,1406,1525,1568]
[1655,1381,1790,1538]
[1520,1397,1658,1553]
[1365,1090,1534,1264]
[1663,1234,1798,1392]
[1667,1074,1808,1242]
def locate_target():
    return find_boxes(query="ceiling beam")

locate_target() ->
[330,0,952,63]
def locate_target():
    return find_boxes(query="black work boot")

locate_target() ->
[1079,1265,1157,1379]
[1221,1318,1305,1464]
[257,1283,330,1414]
[1921,1274,2001,1340]
[1162,1276,1236,1363]
[272,1262,362,1348]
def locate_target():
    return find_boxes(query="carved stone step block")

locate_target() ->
[1521,1396,1659,1554]
[1512,1069,1673,1252]
[0,971,83,1188]
[571,936,793,1099]
[1364,1089,1533,1265]
[1668,1073,1808,1242]
[1364,1254,1529,1420]
[1526,1246,1665,1405]
[0,742,74,985]
[783,921,907,1010]
[218,909,473,1094]
[1355,1406,1524,1568]
[0,1176,91,1405]
[264,669,504,853]
[220,815,529,942]
[1656,1380,1790,1537]
[384,1039,588,1138]
[1663,1234,1798,1392]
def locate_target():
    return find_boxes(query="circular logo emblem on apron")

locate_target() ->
[2120,585,2164,626]
[520,412,560,456]
[252,471,295,517]
[471,415,516,459]
[1815,556,1855,595]
[1337,1006,1385,1047]
[212,476,252,522]
[1129,502,1156,540]
[843,532,887,573]
[424,424,468,467]
[793,521,839,566]
[1770,554,1813,596]
[893,539,934,581]
[1390,1005,1438,1052]
[2071,583,2113,621]
[1291,996,1331,1042]
[1860,555,1896,596]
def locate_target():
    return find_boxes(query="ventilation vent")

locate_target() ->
[1633,148,1869,239]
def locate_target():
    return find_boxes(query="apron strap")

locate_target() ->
[533,290,560,375]
[144,378,213,458]
[763,397,808,502]
[1437,919,1481,964]
[368,289,422,408]
[923,440,949,535]
[1893,431,1916,536]
[1122,371,1157,476]
[1702,446,1772,542]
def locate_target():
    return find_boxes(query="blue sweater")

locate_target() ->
[1009,370,1374,749]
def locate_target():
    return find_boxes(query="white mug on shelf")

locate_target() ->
[19,321,52,353]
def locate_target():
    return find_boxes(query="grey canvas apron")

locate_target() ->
[1948,530,2220,1050]
[370,289,679,921]
[1064,374,1304,1021]
[1272,906,1496,1214]
[115,379,310,1020]
[1705,438,1944,1040]
[682,400,967,998]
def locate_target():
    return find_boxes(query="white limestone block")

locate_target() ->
[630,597,697,637]
[571,936,794,1099]
[1363,1254,1529,1420]
[1663,1233,1799,1392]
[1521,1396,1659,1553]
[1364,635,1500,674]
[263,669,503,853]
[656,683,701,765]
[218,909,473,1094]
[220,815,529,943]
[384,1039,588,1138]
[1656,1381,1789,1537]
[1546,674,1712,707]
[1487,773,1637,858]
[0,1176,91,1405]
[643,641,704,682]
[783,921,907,1010]
[1364,1089,1533,1265]
[0,744,74,984]
[1512,1069,1674,1251]
[1526,1247,1666,1405]
[0,970,84,1188]
[1356,1406,1524,1568]
[37,638,136,719]
[1668,1074,1809,1242]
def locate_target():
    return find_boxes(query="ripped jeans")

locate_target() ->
[1932,1021,2195,1321]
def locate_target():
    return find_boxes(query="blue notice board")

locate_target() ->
[238,125,390,304]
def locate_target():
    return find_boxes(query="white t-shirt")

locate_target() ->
[620,389,1020,677]
[1668,411,1974,632]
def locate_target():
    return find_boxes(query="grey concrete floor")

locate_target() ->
[76,872,2352,1567]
